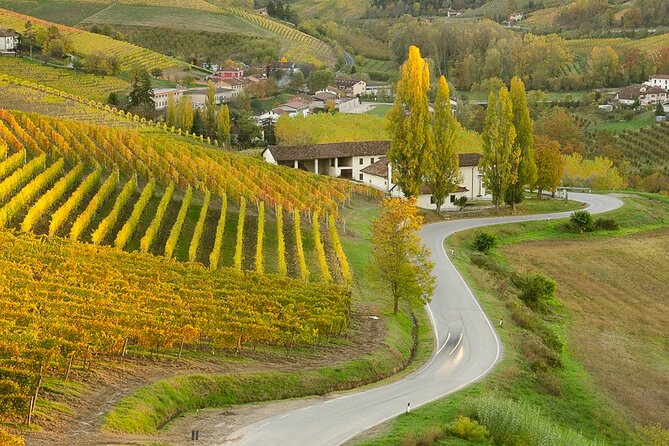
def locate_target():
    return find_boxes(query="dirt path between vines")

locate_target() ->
[24,309,386,446]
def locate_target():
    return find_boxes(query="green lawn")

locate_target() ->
[364,104,392,117]
[81,4,274,37]
[590,110,657,132]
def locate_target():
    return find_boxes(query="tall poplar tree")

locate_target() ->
[217,104,231,147]
[387,45,433,198]
[426,75,460,212]
[166,92,177,127]
[176,96,193,132]
[505,76,537,209]
[481,87,517,210]
[204,81,217,138]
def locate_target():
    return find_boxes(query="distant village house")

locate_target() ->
[646,74,669,90]
[616,84,668,106]
[333,78,366,98]
[152,88,185,111]
[0,29,19,54]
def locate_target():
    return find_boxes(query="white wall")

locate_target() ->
[361,172,388,190]
[352,155,384,181]
[460,165,488,200]
[416,191,469,211]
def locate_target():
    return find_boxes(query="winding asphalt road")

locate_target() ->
[223,193,623,446]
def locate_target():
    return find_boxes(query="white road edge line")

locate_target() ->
[435,332,451,356]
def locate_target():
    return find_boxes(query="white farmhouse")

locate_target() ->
[262,141,388,179]
[0,29,19,54]
[360,153,488,211]
[646,74,669,89]
[185,87,235,108]
[262,141,490,210]
[152,88,185,111]
[616,84,667,106]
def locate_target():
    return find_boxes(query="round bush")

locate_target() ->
[472,231,497,253]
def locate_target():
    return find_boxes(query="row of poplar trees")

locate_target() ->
[387,45,460,213]
[166,81,231,146]
[387,45,538,212]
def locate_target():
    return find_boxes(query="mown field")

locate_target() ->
[291,0,369,20]
[275,113,484,151]
[358,193,669,446]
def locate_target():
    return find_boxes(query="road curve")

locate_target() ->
[223,193,623,446]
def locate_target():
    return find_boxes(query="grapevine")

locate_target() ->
[139,181,174,253]
[188,188,210,262]
[164,186,192,258]
[114,178,156,249]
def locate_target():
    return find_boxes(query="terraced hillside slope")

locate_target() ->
[0,105,365,435]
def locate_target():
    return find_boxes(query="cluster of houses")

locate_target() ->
[615,74,669,115]
[262,141,490,211]
[152,65,271,110]
[255,77,391,123]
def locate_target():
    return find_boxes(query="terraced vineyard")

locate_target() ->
[225,7,335,66]
[0,7,183,71]
[616,121,669,175]
[0,74,137,127]
[0,58,128,103]
[0,106,361,427]
[565,32,669,62]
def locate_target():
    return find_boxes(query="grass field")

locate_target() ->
[81,4,274,37]
[358,193,669,445]
[590,110,657,132]
[0,57,128,102]
[290,0,369,20]
[0,0,107,25]
[275,112,484,151]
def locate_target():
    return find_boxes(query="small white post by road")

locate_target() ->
[293,160,298,169]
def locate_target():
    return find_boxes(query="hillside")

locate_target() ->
[0,74,136,127]
[0,58,128,102]
[0,1,336,66]
[0,102,368,434]
[0,7,184,71]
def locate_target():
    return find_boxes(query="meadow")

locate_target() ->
[358,193,669,446]
[275,112,484,152]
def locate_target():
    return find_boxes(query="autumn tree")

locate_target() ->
[533,135,565,198]
[372,197,435,315]
[204,81,217,138]
[426,75,460,212]
[176,96,194,132]
[217,104,231,146]
[166,92,177,127]
[535,107,585,155]
[587,46,620,87]
[387,45,433,198]
[481,87,517,210]
[505,76,537,209]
